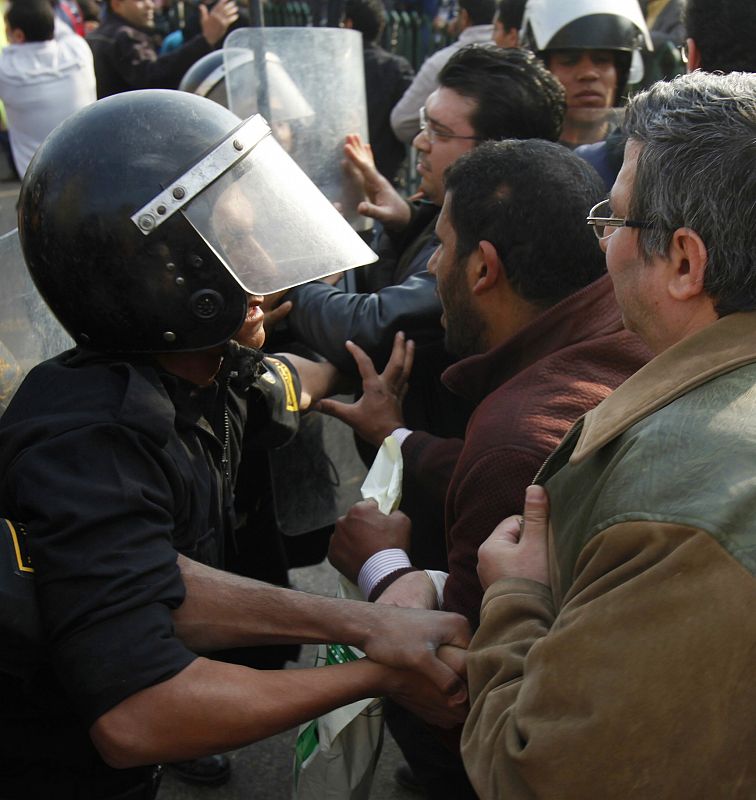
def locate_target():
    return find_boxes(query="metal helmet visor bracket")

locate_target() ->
[131,114,377,296]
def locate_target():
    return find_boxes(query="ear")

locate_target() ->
[457,8,470,29]
[666,227,708,302]
[501,28,519,48]
[470,240,503,296]
[342,18,353,28]
[685,38,701,72]
[8,27,25,44]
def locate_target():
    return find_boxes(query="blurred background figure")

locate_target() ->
[86,0,238,98]
[684,0,756,73]
[0,0,96,177]
[491,0,525,47]
[390,0,495,143]
[342,0,414,184]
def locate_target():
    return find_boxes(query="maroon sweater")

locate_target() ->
[401,274,651,627]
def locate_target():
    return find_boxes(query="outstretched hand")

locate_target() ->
[477,485,551,590]
[200,0,239,45]
[344,134,411,231]
[315,331,414,446]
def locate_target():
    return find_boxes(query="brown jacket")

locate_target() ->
[462,312,756,799]
[403,274,651,625]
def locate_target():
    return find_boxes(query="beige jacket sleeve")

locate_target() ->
[461,521,756,799]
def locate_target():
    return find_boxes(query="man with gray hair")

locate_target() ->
[462,70,756,798]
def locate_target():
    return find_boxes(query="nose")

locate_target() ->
[427,244,441,275]
[413,127,430,152]
[577,54,600,80]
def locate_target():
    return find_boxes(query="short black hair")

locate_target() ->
[495,0,526,31]
[685,0,756,72]
[439,45,565,142]
[459,0,496,26]
[343,0,385,43]
[7,0,55,42]
[444,139,606,307]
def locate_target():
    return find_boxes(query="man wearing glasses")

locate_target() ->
[278,44,566,570]
[463,71,756,798]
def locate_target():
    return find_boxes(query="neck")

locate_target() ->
[484,294,543,351]
[155,349,224,386]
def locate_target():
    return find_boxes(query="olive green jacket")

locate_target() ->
[462,312,756,799]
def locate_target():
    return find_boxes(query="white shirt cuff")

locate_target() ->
[424,570,449,609]
[391,427,413,447]
[357,548,412,599]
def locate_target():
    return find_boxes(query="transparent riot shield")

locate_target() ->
[224,27,371,233]
[0,229,73,416]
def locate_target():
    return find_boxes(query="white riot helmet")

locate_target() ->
[520,0,653,97]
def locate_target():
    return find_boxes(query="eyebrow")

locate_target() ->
[425,111,455,134]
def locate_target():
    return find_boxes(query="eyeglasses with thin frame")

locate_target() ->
[586,198,652,240]
[418,106,483,145]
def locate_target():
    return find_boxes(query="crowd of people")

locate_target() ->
[0,0,754,798]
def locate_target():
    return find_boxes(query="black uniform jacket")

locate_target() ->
[0,344,298,795]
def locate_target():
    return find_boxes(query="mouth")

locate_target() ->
[572,91,608,107]
[417,158,430,175]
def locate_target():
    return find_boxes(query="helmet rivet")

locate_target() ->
[157,205,167,215]
[173,186,186,200]
[233,139,244,151]
[163,331,177,343]
[138,213,156,231]
[176,276,186,286]
[166,262,176,271]
[189,254,203,269]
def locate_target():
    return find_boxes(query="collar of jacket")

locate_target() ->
[442,273,622,404]
[572,310,756,464]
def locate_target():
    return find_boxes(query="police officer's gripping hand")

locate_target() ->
[316,331,413,447]
[359,602,471,703]
[200,0,239,46]
[344,134,412,231]
[382,644,469,729]
[478,485,551,590]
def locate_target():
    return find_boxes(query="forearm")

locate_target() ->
[287,274,441,373]
[91,656,392,768]
[461,579,555,798]
[174,556,382,651]
[276,353,352,409]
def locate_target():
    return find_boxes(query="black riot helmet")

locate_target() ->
[520,0,652,99]
[179,50,230,106]
[18,90,374,354]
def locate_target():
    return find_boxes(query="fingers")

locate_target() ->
[314,396,353,424]
[383,331,414,389]
[356,200,389,222]
[262,301,292,331]
[344,339,379,382]
[520,484,549,542]
[437,643,467,679]
[421,654,469,701]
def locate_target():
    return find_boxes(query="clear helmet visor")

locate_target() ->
[132,115,377,296]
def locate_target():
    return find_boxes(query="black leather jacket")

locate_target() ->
[285,201,443,374]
